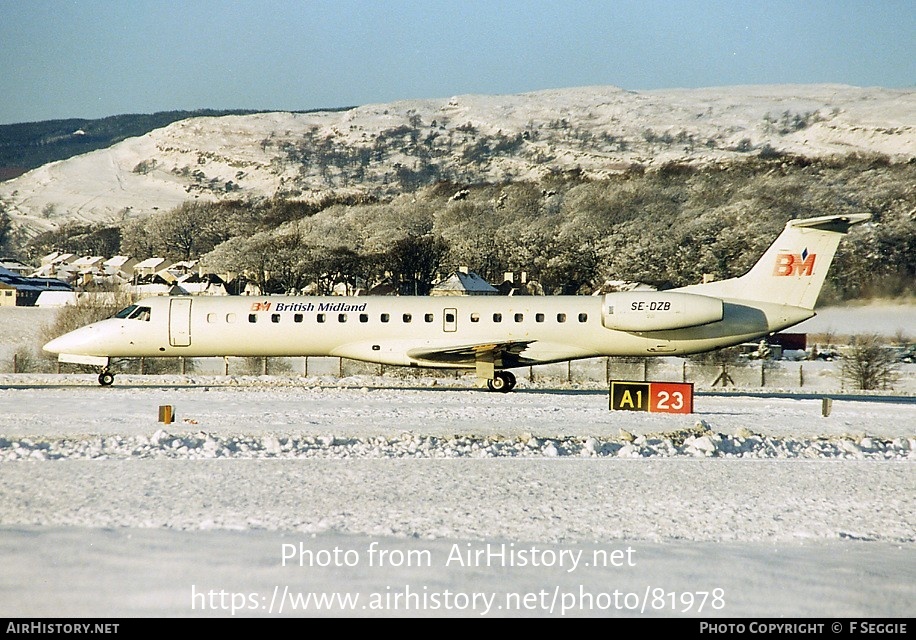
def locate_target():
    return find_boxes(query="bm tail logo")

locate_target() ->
[774,249,816,276]
[250,301,271,311]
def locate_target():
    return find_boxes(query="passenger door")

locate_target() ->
[169,298,192,347]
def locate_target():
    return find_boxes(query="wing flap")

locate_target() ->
[406,341,535,366]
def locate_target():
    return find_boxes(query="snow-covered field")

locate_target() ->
[0,304,913,617]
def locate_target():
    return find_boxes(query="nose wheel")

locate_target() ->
[486,370,517,393]
[98,369,115,386]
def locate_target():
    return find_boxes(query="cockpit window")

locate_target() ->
[114,305,137,319]
[128,306,151,321]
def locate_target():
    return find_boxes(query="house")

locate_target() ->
[430,267,499,296]
[0,265,73,306]
[495,271,544,296]
[35,290,122,308]
[133,257,169,278]
[0,258,32,276]
[592,279,659,294]
[0,281,17,307]
[177,271,228,295]
[103,256,138,280]
[32,252,79,283]
[40,251,77,268]
[72,255,105,272]
[166,260,199,277]
[35,291,79,307]
[366,281,398,296]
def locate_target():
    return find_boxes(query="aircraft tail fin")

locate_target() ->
[678,214,870,309]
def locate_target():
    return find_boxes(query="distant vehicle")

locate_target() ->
[44,214,870,391]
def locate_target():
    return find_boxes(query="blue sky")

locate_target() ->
[1,0,912,124]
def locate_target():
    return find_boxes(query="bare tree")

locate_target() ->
[841,334,900,390]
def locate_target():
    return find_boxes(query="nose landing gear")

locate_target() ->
[98,368,115,386]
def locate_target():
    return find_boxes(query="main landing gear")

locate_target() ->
[98,368,115,386]
[486,370,517,393]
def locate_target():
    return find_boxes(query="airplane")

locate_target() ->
[44,213,870,391]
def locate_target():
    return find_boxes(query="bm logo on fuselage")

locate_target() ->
[774,250,816,276]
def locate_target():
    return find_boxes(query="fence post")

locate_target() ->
[567,360,572,383]
[799,364,804,387]
[303,357,308,377]
[682,360,687,383]
[180,357,186,375]
[224,356,229,376]
[760,360,765,387]
[12,353,17,373]
[262,357,268,376]
[643,358,648,382]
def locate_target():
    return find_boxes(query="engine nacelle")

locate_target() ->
[602,291,724,331]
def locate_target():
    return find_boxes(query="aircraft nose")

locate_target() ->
[43,332,78,355]
[43,325,102,356]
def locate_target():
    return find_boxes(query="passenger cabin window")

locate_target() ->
[317,314,326,323]
[226,313,236,323]
[403,313,412,323]
[248,314,257,323]
[381,313,390,323]
[514,313,523,322]
[271,313,281,323]
[445,312,456,323]
[360,313,369,323]
[294,313,303,323]
[536,313,545,322]
[338,313,347,323]
[557,313,566,323]
[207,313,217,323]
[578,313,588,323]
[493,313,502,322]
[424,313,434,323]
[470,313,480,323]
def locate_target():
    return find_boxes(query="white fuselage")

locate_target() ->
[43,214,870,389]
[46,293,813,370]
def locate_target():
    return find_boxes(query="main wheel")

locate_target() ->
[486,371,516,393]
[503,371,517,391]
[98,371,115,386]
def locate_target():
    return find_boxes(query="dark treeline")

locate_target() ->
[17,153,916,301]
[0,107,354,181]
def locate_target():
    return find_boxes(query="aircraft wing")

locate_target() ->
[406,340,535,367]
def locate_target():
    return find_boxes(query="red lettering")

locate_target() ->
[795,253,816,276]
[774,253,816,276]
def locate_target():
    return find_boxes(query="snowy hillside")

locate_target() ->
[1,84,913,239]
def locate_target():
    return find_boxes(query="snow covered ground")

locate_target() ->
[0,379,913,618]
[0,304,913,618]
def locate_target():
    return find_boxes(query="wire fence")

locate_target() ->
[10,354,913,393]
